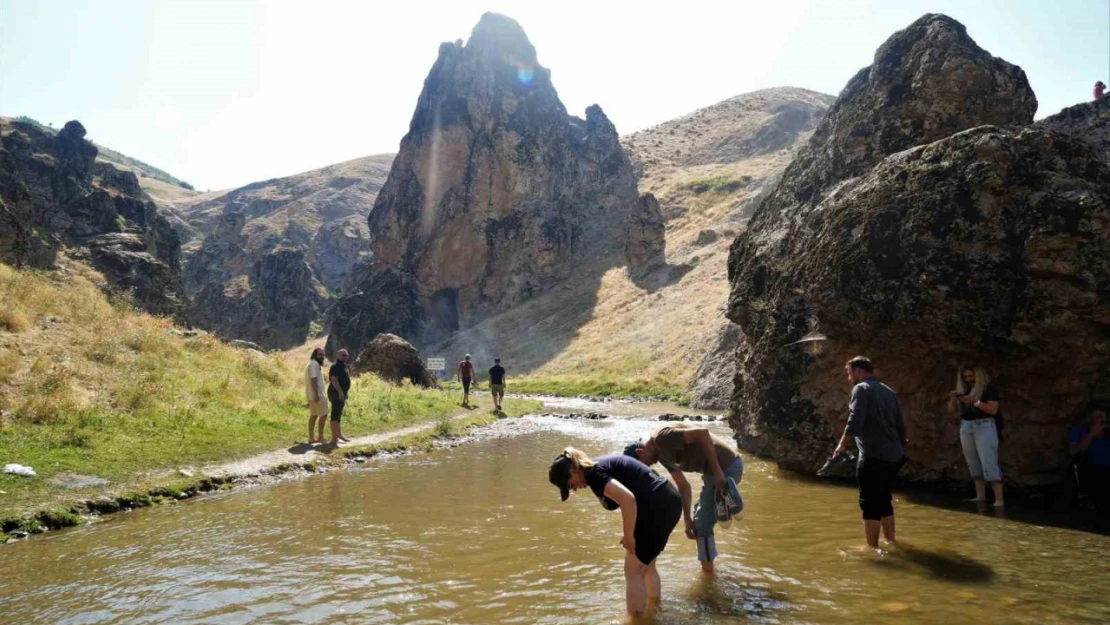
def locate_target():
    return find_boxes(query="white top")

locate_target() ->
[305,360,326,401]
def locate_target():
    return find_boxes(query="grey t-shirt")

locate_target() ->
[845,378,906,463]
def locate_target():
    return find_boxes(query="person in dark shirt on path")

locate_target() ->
[327,349,352,445]
[457,354,476,406]
[488,358,506,410]
[624,421,743,573]
[833,356,907,548]
[549,447,682,617]
[948,365,1004,507]
[1069,403,1110,515]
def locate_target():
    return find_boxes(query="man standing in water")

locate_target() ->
[305,347,328,444]
[488,358,506,411]
[624,421,744,574]
[833,356,907,548]
[327,349,352,445]
[457,354,476,406]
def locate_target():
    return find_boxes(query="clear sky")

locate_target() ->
[2,0,1107,191]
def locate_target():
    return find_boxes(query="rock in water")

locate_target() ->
[352,333,438,388]
[0,119,185,316]
[327,13,643,351]
[725,13,1110,483]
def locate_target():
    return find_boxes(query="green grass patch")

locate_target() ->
[505,375,683,400]
[680,175,753,195]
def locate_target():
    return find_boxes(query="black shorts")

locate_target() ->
[327,389,346,422]
[633,482,683,565]
[857,457,901,520]
[462,378,472,393]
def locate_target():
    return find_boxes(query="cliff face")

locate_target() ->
[0,119,184,316]
[327,13,642,353]
[724,14,1108,484]
[176,155,392,349]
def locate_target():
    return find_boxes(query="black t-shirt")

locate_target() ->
[329,361,351,394]
[489,365,505,385]
[586,454,671,511]
[960,386,1000,420]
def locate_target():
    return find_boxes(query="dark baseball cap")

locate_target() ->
[622,441,643,459]
[548,453,573,501]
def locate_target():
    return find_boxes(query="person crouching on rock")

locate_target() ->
[624,421,744,574]
[833,356,907,548]
[948,364,1004,507]
[549,447,682,617]
[305,347,328,444]
[327,349,352,445]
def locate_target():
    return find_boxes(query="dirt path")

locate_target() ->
[201,407,485,478]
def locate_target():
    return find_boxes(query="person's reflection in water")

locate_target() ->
[869,541,996,583]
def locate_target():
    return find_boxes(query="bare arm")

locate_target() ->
[603,479,637,552]
[682,428,726,483]
[669,469,693,524]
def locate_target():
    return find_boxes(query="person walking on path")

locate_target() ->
[305,347,328,444]
[327,349,352,445]
[489,358,506,411]
[948,365,1004,507]
[624,422,743,574]
[1096,80,1106,100]
[549,448,682,617]
[457,354,477,406]
[833,356,907,548]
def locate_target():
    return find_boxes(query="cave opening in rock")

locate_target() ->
[430,288,460,335]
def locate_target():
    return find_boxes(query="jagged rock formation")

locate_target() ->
[352,333,437,388]
[723,14,1109,485]
[687,320,741,410]
[1036,96,1110,160]
[328,13,643,353]
[624,193,665,269]
[177,155,392,349]
[0,118,184,316]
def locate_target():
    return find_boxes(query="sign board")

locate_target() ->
[426,358,446,371]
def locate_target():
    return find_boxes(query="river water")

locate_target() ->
[1,398,1107,625]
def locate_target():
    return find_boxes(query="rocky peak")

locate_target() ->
[754,13,1036,224]
[329,13,642,352]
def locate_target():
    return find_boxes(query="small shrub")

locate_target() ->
[0,308,31,333]
[433,414,455,438]
[0,348,21,383]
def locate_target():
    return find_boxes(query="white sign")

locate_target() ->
[426,358,446,371]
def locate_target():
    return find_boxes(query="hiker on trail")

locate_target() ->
[948,364,1004,507]
[489,358,506,411]
[624,421,743,574]
[1096,81,1106,100]
[1069,403,1110,515]
[549,447,682,617]
[457,354,477,406]
[305,347,328,444]
[833,356,907,548]
[327,349,351,445]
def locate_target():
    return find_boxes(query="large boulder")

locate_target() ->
[352,333,438,388]
[724,14,1109,485]
[624,193,666,269]
[0,118,185,316]
[328,13,642,349]
[687,321,741,410]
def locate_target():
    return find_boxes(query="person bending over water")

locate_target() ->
[549,447,682,617]
[948,365,1004,507]
[624,422,743,574]
[833,356,907,548]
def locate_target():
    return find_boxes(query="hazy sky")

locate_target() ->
[2,0,1107,190]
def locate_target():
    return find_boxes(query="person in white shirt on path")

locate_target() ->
[305,348,328,444]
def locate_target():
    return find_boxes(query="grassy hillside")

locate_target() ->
[426,88,834,395]
[0,261,518,520]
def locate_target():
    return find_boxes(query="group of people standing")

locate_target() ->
[456,354,507,410]
[304,347,352,445]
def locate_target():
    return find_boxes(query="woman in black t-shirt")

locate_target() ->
[948,365,1004,506]
[549,447,682,616]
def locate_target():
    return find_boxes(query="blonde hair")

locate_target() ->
[955,364,991,400]
[561,447,595,470]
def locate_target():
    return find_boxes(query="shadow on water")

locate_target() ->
[871,541,995,584]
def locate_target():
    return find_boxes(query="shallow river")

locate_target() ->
[1,399,1108,624]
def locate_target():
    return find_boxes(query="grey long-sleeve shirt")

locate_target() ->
[845,378,906,463]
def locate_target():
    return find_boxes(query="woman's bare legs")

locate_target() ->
[623,551,648,616]
[990,480,1005,507]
